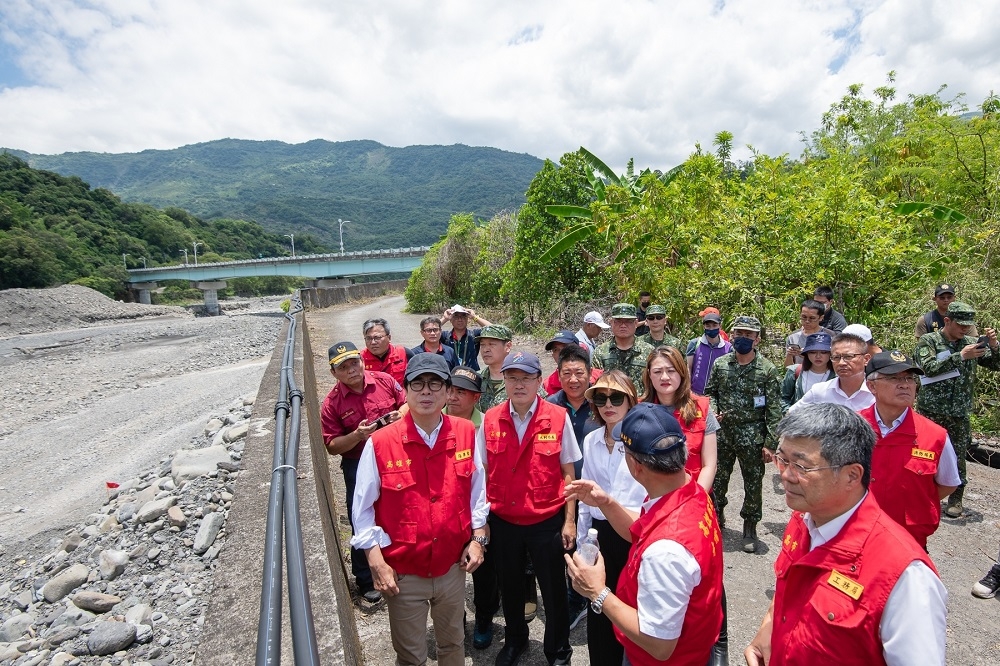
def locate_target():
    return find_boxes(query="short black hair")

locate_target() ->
[420,316,442,330]
[639,291,652,298]
[801,299,826,316]
[814,285,835,301]
[557,343,591,374]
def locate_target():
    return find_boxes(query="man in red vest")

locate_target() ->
[360,317,410,385]
[860,350,960,550]
[479,350,581,666]
[565,402,724,665]
[350,353,489,666]
[745,403,947,666]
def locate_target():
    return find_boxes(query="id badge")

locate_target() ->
[754,395,766,408]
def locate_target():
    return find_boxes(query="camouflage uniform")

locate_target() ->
[914,303,1000,503]
[639,332,682,350]
[704,319,783,525]
[592,339,655,398]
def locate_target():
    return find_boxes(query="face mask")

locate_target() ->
[732,337,755,354]
[704,327,720,338]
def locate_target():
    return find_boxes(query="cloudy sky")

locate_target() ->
[1,0,998,171]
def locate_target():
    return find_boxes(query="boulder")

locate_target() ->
[42,564,89,603]
[166,506,187,529]
[71,591,121,613]
[223,422,249,442]
[98,550,129,580]
[193,511,225,555]
[172,446,231,483]
[0,612,35,642]
[87,621,136,655]
[135,497,176,524]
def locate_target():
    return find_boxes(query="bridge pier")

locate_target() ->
[193,281,227,315]
[131,282,159,305]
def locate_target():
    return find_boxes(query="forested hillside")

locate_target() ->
[0,153,329,296]
[10,140,543,250]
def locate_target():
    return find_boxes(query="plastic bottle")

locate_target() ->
[578,528,600,566]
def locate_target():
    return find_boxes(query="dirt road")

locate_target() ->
[306,294,1000,666]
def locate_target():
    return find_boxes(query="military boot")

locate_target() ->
[945,486,965,518]
[708,587,730,666]
[742,520,758,553]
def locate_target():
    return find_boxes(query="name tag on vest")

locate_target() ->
[911,448,936,461]
[827,570,864,600]
[536,433,557,442]
[455,449,472,461]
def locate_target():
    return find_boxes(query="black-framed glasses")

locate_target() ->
[364,334,386,343]
[408,378,445,392]
[422,328,441,334]
[831,353,863,363]
[592,392,627,407]
[773,452,844,476]
[646,314,666,321]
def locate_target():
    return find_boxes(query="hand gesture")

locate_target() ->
[564,479,611,508]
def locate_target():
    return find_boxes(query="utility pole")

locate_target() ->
[193,241,203,266]
[181,248,188,265]
[338,219,349,254]
[284,233,296,257]
[122,253,129,268]
[139,257,146,268]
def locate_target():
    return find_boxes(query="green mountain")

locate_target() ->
[9,139,544,249]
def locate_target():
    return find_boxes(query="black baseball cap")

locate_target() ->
[450,366,483,393]
[865,350,924,377]
[404,353,451,382]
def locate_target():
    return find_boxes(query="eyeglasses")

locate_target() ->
[364,334,386,343]
[800,315,820,323]
[408,378,445,392]
[422,328,441,334]
[872,374,920,386]
[773,452,844,476]
[646,314,666,321]
[592,392,627,407]
[503,374,540,386]
[831,353,863,363]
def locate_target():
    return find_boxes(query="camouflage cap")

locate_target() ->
[476,324,512,342]
[947,301,976,325]
[731,315,761,332]
[646,305,666,316]
[611,303,637,319]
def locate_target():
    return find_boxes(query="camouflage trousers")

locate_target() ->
[713,422,766,524]
[920,411,972,487]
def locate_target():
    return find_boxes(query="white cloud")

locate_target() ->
[0,0,998,172]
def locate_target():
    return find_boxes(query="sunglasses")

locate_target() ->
[592,392,627,407]
[645,314,666,320]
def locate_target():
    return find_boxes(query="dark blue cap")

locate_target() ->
[612,403,686,456]
[545,329,579,351]
[803,332,832,353]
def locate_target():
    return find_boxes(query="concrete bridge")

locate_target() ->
[126,246,429,314]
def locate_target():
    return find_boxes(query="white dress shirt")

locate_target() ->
[793,376,875,411]
[872,407,961,486]
[803,494,948,666]
[350,415,489,551]
[576,427,648,539]
[474,396,583,465]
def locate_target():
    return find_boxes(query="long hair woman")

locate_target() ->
[577,370,644,666]
[641,345,729,666]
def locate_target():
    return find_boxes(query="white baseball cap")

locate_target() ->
[450,304,469,314]
[842,323,873,342]
[583,311,611,329]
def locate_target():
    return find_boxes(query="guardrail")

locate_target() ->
[256,296,320,665]
[128,246,431,274]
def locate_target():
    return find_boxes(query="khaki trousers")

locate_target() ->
[386,563,466,666]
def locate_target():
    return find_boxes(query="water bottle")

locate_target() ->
[578,528,600,566]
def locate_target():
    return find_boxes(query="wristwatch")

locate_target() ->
[471,535,489,548]
[591,586,611,614]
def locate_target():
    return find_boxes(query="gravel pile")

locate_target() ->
[0,286,189,337]
[0,399,254,665]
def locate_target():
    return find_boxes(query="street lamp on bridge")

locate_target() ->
[139,257,146,268]
[180,248,188,265]
[193,241,203,266]
[338,218,350,254]
[284,233,296,257]
[122,253,129,268]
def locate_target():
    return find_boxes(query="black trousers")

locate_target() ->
[490,510,572,664]
[586,518,630,666]
[340,457,372,588]
[473,541,500,625]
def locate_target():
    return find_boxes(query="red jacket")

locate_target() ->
[361,344,408,385]
[483,399,567,524]
[770,493,936,666]
[370,414,476,577]
[615,478,723,666]
[677,395,711,481]
[859,406,947,549]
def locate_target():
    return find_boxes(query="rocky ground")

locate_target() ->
[0,286,286,665]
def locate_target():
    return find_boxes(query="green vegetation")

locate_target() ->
[406,76,1000,429]
[0,153,327,297]
[11,140,542,250]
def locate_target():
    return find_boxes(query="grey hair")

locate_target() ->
[776,403,874,488]
[363,318,390,335]
[831,333,867,351]
[867,371,883,381]
[629,443,688,475]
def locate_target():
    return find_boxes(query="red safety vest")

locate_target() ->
[362,344,408,386]
[859,406,947,549]
[770,493,936,666]
[677,395,711,481]
[370,414,476,578]
[614,478,723,666]
[483,399,567,524]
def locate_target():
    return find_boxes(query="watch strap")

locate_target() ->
[590,586,611,614]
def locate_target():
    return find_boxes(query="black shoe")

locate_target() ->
[972,563,1000,599]
[742,521,758,554]
[708,640,729,666]
[358,582,381,604]
[473,618,494,650]
[495,640,528,666]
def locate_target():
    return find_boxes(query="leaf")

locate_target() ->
[544,204,592,220]
[894,201,968,222]
[539,223,598,262]
[579,147,619,184]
